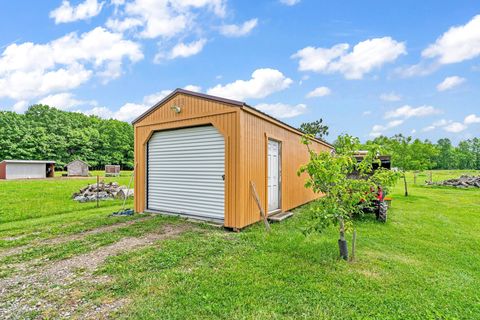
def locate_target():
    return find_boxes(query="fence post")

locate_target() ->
[96,175,99,208]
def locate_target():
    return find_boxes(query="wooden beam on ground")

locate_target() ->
[250,181,271,232]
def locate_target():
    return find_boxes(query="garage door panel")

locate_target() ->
[148,187,224,196]
[148,163,224,169]
[147,125,225,221]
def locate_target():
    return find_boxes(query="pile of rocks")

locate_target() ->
[426,175,480,188]
[72,181,134,202]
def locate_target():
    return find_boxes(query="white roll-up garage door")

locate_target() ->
[147,125,225,221]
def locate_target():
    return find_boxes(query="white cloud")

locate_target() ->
[362,110,372,116]
[369,119,404,137]
[422,15,480,64]
[385,105,441,119]
[83,102,149,121]
[114,102,150,121]
[464,114,480,124]
[306,86,331,98]
[380,92,401,102]
[109,0,226,39]
[434,119,449,127]
[423,116,477,133]
[422,126,435,132]
[0,27,142,99]
[156,39,206,61]
[84,88,181,121]
[394,62,438,78]
[106,17,143,33]
[184,85,201,92]
[207,68,293,101]
[220,19,258,37]
[292,37,406,79]
[436,76,466,91]
[422,119,449,132]
[12,100,29,113]
[169,39,207,59]
[143,89,172,105]
[444,122,467,133]
[84,106,114,118]
[111,0,126,6]
[38,92,96,110]
[0,64,92,100]
[255,103,307,118]
[280,0,300,5]
[50,0,104,24]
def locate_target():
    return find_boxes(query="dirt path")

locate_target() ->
[0,215,154,259]
[0,223,190,319]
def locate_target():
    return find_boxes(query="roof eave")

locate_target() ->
[131,88,244,125]
[241,104,334,149]
[130,88,334,149]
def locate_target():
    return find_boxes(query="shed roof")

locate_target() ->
[132,88,333,148]
[66,159,89,167]
[1,160,56,164]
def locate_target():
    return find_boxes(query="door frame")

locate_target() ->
[265,134,282,214]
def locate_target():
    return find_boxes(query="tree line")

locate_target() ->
[362,134,480,171]
[1,112,478,172]
[0,105,134,169]
[300,119,479,171]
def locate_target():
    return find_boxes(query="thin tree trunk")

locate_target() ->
[338,217,348,260]
[403,172,408,197]
[339,218,345,240]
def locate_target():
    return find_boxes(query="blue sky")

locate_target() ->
[1,0,479,143]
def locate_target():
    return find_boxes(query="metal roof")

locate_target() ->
[131,88,334,148]
[1,160,56,164]
[66,159,89,167]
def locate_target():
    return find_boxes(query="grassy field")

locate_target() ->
[0,170,479,319]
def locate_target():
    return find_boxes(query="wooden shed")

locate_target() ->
[0,160,55,180]
[132,89,333,229]
[66,160,89,177]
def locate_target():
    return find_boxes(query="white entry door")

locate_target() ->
[267,139,281,212]
[147,125,225,221]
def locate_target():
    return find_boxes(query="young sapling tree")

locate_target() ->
[298,134,399,260]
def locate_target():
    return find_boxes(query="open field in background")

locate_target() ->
[0,170,479,319]
[0,172,135,247]
[54,170,134,178]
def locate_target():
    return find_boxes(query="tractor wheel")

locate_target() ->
[377,201,388,222]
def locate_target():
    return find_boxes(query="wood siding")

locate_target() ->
[134,93,240,228]
[0,162,6,180]
[134,91,333,229]
[67,160,89,176]
[236,107,331,229]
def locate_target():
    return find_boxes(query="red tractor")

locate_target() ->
[366,185,388,222]
[353,153,391,223]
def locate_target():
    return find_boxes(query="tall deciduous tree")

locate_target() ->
[299,119,329,139]
[0,105,134,169]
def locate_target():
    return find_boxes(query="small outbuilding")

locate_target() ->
[66,160,89,177]
[0,160,55,180]
[105,165,120,177]
[132,89,333,230]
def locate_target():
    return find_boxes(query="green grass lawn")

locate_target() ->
[0,171,136,248]
[0,170,479,319]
